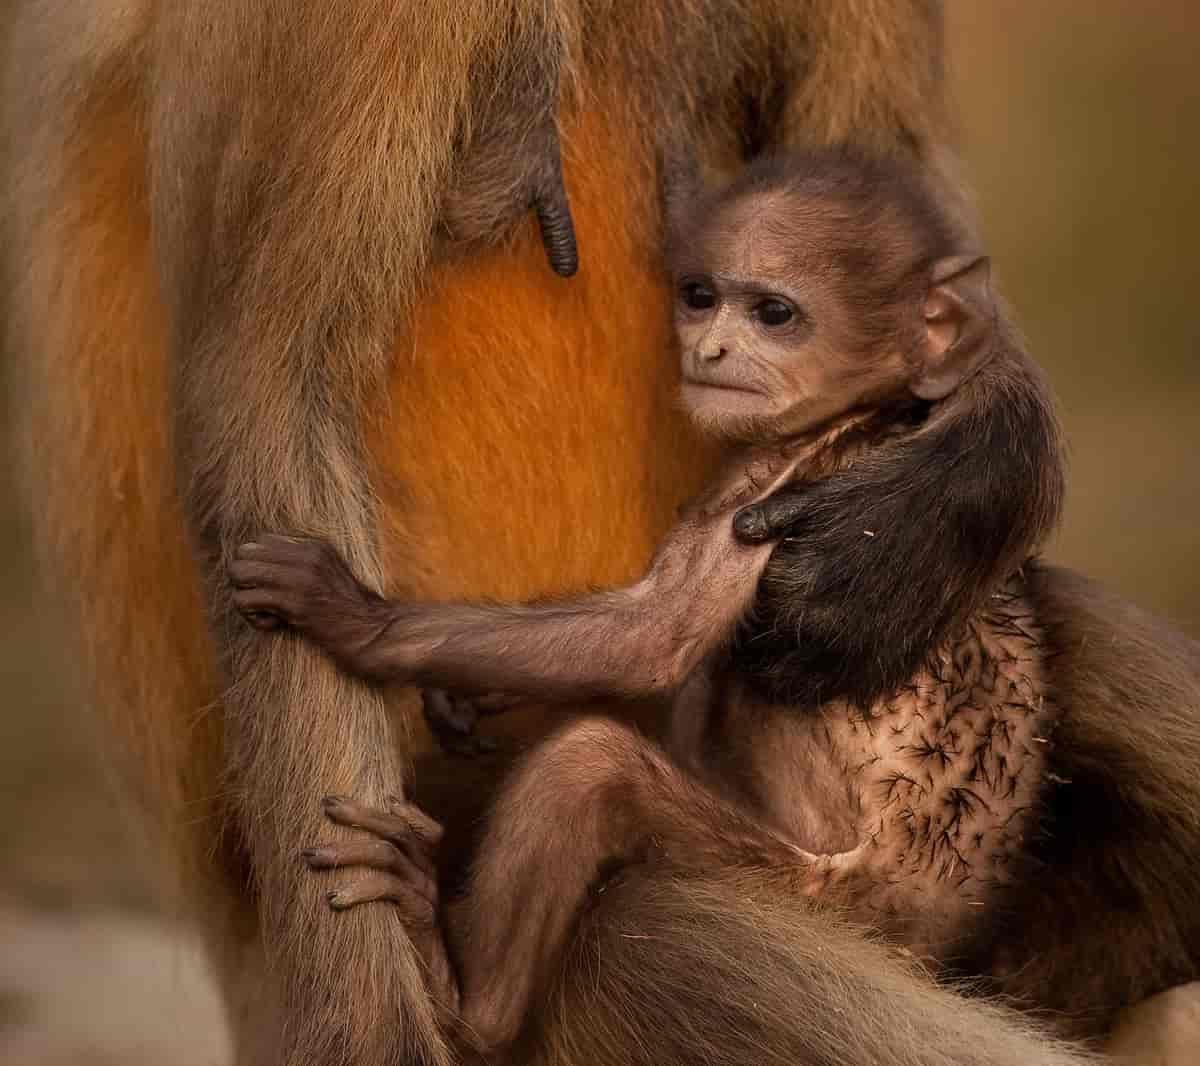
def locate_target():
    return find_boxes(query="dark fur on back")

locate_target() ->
[966,565,1200,1035]
[733,342,1065,708]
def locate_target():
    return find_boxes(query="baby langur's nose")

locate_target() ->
[701,344,728,362]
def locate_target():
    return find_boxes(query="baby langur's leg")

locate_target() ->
[303,720,817,1057]
[302,796,460,1019]
[434,717,816,1056]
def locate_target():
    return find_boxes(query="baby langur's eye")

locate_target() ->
[680,282,716,310]
[753,299,795,327]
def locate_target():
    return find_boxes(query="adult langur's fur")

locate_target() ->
[7,3,1197,1065]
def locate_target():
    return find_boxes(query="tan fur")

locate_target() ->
[1106,983,1200,1063]
[2,1,1046,1064]
[538,870,1097,1066]
[784,1,948,150]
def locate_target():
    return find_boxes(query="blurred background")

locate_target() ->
[2,4,1197,1062]
[951,3,1199,624]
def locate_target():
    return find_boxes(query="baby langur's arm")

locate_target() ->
[228,505,777,700]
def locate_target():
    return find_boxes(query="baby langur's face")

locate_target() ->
[671,264,900,443]
[671,200,995,445]
[670,199,912,443]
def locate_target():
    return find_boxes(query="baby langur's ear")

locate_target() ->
[911,254,995,401]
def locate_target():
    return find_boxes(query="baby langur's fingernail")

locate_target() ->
[321,794,344,810]
[300,848,320,862]
[326,890,342,907]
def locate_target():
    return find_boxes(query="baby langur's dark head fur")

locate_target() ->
[667,149,1065,708]
[666,149,994,444]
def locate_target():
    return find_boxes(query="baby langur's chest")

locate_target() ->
[711,579,1056,961]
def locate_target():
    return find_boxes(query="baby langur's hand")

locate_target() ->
[304,794,460,1016]
[229,534,393,678]
[304,794,444,915]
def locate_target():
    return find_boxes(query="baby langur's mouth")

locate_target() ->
[680,374,764,396]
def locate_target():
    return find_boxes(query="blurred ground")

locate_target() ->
[1,4,1198,1063]
[0,905,230,1065]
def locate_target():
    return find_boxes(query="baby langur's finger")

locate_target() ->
[228,559,305,590]
[304,838,436,901]
[532,126,578,279]
[302,839,406,873]
[392,831,439,891]
[325,873,431,922]
[231,587,293,619]
[733,488,809,543]
[320,796,440,894]
[386,796,445,847]
[321,795,412,839]
[240,532,313,554]
[232,539,268,560]
[466,692,523,715]
[229,536,298,569]
[242,609,284,630]
[322,794,443,856]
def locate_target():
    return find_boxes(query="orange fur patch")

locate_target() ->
[370,102,718,747]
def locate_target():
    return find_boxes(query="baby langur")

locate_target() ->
[230,150,1061,1058]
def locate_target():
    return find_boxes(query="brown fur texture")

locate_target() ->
[536,871,1095,1066]
[4,1,1048,1064]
